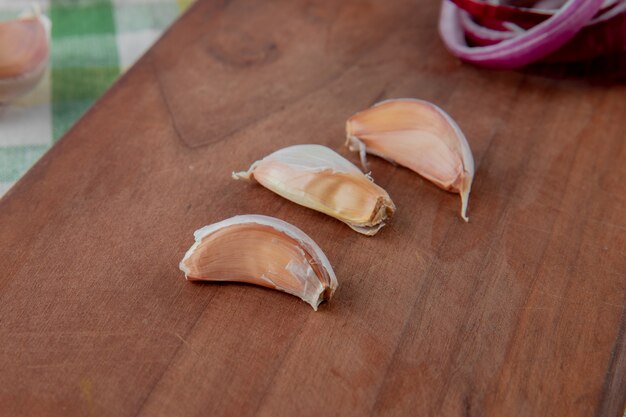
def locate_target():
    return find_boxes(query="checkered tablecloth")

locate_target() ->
[0,0,192,196]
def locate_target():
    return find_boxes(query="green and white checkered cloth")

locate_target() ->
[0,0,192,196]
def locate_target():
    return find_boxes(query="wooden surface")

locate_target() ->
[1,0,625,416]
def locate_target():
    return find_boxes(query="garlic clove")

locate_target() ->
[0,7,51,103]
[233,144,396,236]
[179,215,338,310]
[346,99,475,222]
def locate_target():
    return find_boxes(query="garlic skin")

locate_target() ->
[180,215,338,310]
[346,99,475,222]
[0,8,51,103]
[233,145,395,236]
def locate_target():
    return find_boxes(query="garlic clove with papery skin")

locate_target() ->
[233,144,396,236]
[0,7,51,103]
[346,98,475,222]
[179,215,338,311]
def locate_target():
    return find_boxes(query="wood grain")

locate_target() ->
[1,0,625,416]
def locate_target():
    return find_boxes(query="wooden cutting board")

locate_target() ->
[0,0,624,416]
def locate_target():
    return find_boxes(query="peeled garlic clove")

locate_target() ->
[0,7,51,103]
[346,99,475,222]
[233,144,395,236]
[179,215,338,311]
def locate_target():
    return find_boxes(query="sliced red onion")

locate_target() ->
[439,0,604,69]
[457,0,626,63]
[589,0,626,24]
[460,11,517,45]
[452,0,620,27]
[450,0,554,26]
[535,0,567,8]
[544,3,626,61]
[461,1,626,41]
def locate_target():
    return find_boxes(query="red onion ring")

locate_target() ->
[450,0,554,26]
[452,0,619,27]
[589,0,626,24]
[460,11,517,45]
[438,0,604,69]
[545,3,626,61]
[457,1,626,63]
